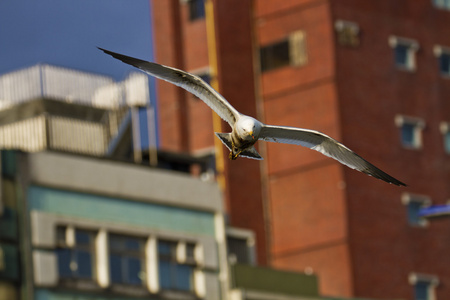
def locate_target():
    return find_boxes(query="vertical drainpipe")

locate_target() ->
[205,2,229,299]
[16,152,34,300]
[131,106,142,163]
[205,0,226,192]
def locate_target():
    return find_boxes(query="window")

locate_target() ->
[389,36,419,71]
[335,20,360,47]
[439,52,450,75]
[226,227,256,265]
[395,115,425,149]
[440,122,450,153]
[158,240,196,292]
[433,0,450,9]
[401,194,431,227]
[197,72,211,85]
[260,30,308,72]
[433,45,450,76]
[109,234,146,286]
[409,273,439,300]
[56,226,96,280]
[188,0,205,21]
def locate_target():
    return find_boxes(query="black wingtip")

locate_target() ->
[391,180,407,187]
[382,173,407,187]
[97,47,148,70]
[97,46,110,53]
[97,47,114,56]
[369,170,407,187]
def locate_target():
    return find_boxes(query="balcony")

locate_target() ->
[230,263,319,300]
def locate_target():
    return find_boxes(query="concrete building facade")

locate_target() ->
[0,150,227,300]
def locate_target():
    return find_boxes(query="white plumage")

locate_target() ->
[99,47,406,186]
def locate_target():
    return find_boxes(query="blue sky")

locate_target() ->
[0,0,158,148]
[0,0,154,80]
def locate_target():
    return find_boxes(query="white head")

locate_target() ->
[236,116,262,141]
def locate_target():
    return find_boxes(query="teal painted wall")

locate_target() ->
[28,185,216,236]
[35,289,145,300]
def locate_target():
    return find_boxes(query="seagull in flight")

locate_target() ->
[98,47,406,186]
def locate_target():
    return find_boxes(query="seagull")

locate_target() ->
[98,47,406,186]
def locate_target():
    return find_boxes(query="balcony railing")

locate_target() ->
[0,64,149,110]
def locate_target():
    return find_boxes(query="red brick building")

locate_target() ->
[152,0,450,298]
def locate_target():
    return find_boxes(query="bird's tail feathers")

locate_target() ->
[215,132,263,160]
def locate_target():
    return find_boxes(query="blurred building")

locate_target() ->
[0,150,226,299]
[0,64,338,300]
[0,64,158,162]
[152,0,450,299]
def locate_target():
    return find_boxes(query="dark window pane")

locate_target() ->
[260,40,290,72]
[75,230,91,245]
[125,238,140,251]
[189,0,205,21]
[186,243,196,261]
[127,257,142,285]
[109,235,145,285]
[198,73,211,85]
[159,260,172,289]
[395,44,409,67]
[76,250,92,278]
[158,241,176,257]
[110,254,123,284]
[408,202,423,225]
[57,248,73,278]
[401,123,415,147]
[109,235,124,251]
[56,227,66,245]
[414,281,429,300]
[227,237,250,264]
[175,264,193,291]
[444,132,450,154]
[440,53,450,74]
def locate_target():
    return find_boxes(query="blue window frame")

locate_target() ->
[439,52,450,75]
[444,131,450,153]
[389,37,418,71]
[407,201,425,226]
[433,0,450,9]
[188,0,205,21]
[414,281,430,300]
[56,227,95,280]
[401,123,417,148]
[109,234,145,285]
[198,73,211,85]
[402,194,430,227]
[260,40,290,72]
[396,116,424,150]
[158,241,195,292]
[395,44,410,68]
[409,273,439,300]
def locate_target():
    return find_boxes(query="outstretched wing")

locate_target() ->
[259,124,406,186]
[98,47,240,127]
